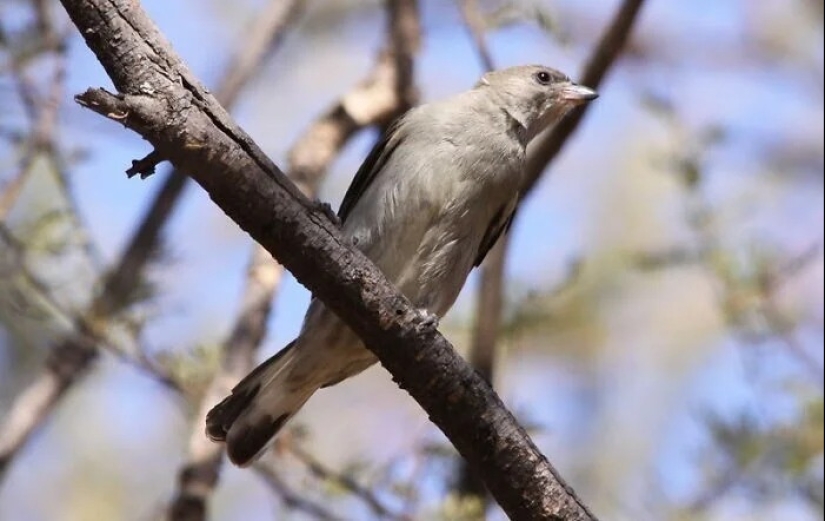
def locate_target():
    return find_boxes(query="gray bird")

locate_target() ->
[206,65,597,466]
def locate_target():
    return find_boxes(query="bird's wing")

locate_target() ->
[474,200,517,267]
[338,122,404,223]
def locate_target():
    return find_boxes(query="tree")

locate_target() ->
[1,0,821,520]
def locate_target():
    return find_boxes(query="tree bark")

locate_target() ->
[57,1,598,519]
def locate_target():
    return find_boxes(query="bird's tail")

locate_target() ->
[205,341,319,466]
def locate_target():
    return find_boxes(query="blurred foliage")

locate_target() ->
[685,393,824,516]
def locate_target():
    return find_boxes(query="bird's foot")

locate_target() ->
[314,200,341,227]
[417,308,440,329]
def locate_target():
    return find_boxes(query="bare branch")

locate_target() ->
[167,248,283,521]
[289,444,407,520]
[456,0,494,72]
[254,456,347,521]
[290,0,419,194]
[455,0,647,504]
[0,26,67,220]
[57,0,598,518]
[0,227,178,478]
[756,244,823,380]
[523,0,646,197]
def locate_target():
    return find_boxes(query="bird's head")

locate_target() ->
[477,65,598,144]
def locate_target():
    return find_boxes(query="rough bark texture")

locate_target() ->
[458,233,509,499]
[58,0,598,519]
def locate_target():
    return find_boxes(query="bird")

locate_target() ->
[206,65,597,466]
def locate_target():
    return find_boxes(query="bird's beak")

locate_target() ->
[560,83,598,104]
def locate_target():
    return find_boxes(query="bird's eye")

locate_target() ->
[534,71,552,85]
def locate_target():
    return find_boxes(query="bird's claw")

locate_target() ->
[417,308,439,329]
[315,200,341,227]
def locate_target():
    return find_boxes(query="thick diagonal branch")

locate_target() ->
[58,0,597,519]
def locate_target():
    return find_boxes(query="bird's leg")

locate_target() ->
[416,308,440,329]
[313,200,341,227]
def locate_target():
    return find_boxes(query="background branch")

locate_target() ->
[166,1,420,518]
[454,0,647,508]
[0,0,301,482]
[523,0,646,195]
[254,455,347,521]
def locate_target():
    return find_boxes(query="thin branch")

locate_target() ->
[254,457,347,521]
[0,225,180,387]
[0,229,178,479]
[168,1,420,518]
[455,0,648,505]
[290,444,407,520]
[456,0,494,72]
[0,159,36,222]
[58,0,598,518]
[166,248,284,521]
[523,0,646,197]
[0,23,67,221]
[0,162,185,481]
[756,244,823,380]
[289,0,419,194]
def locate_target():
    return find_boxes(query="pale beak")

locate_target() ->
[560,83,598,104]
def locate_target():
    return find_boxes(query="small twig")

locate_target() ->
[456,0,494,72]
[254,457,347,521]
[761,305,823,382]
[683,465,741,514]
[764,242,822,292]
[126,150,164,178]
[1,37,67,221]
[758,245,824,381]
[0,160,36,222]
[290,444,407,520]
[0,226,179,390]
[0,232,179,479]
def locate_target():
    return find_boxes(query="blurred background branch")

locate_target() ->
[167,0,420,518]
[455,0,647,509]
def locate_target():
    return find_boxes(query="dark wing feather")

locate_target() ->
[338,123,404,223]
[474,203,517,267]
